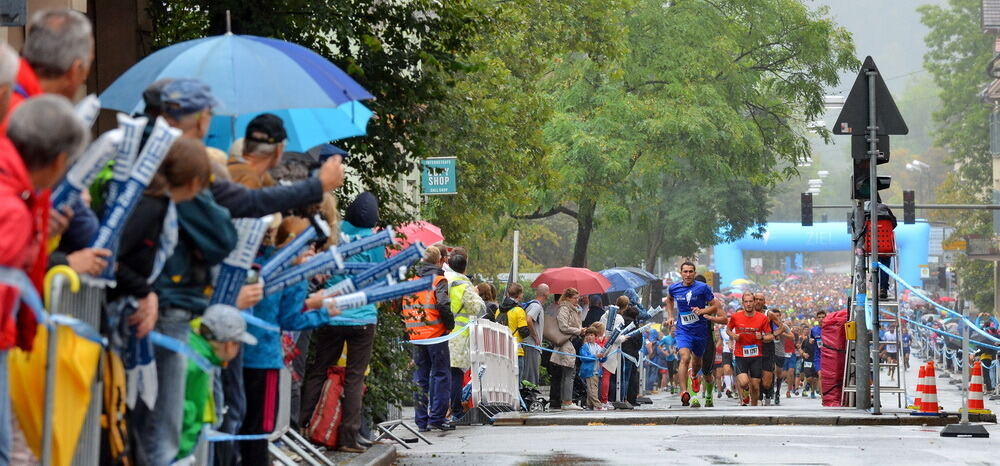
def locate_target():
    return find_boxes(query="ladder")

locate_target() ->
[842,250,907,408]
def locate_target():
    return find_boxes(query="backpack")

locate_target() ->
[101,350,132,466]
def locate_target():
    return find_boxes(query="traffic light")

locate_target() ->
[851,135,891,200]
[801,193,813,226]
[852,159,891,200]
[903,190,915,224]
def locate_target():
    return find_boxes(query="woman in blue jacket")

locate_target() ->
[239,216,340,464]
[300,192,385,453]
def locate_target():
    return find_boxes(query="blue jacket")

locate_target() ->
[244,247,332,369]
[326,221,385,326]
[579,342,604,378]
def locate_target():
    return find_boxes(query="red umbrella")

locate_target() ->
[531,267,611,295]
[937,296,956,303]
[395,221,444,249]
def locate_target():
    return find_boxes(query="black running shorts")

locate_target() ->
[735,356,763,379]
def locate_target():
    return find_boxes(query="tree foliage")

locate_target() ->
[919,0,996,311]
[516,0,857,268]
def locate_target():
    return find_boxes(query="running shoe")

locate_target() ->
[810,391,816,399]
[764,397,771,406]
[786,391,791,398]
[705,396,714,408]
[562,403,584,410]
[774,395,781,406]
[716,391,722,399]
[690,397,701,408]
[681,391,691,406]
[801,390,808,397]
[726,389,734,399]
[692,378,701,393]
[741,395,750,406]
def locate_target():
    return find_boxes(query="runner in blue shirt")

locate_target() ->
[664,262,719,407]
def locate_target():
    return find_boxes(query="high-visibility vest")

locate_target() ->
[401,275,448,340]
[447,272,474,326]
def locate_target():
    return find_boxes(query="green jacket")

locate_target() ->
[177,320,223,460]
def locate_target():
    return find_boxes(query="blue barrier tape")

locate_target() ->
[882,309,1000,352]
[206,432,270,442]
[519,342,599,361]
[149,331,213,372]
[241,311,280,333]
[48,314,107,346]
[877,263,1000,345]
[406,322,471,346]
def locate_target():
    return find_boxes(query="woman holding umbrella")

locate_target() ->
[551,288,586,410]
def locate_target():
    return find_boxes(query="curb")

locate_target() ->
[495,412,996,427]
[345,444,396,466]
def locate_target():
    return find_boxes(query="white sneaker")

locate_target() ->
[561,403,584,411]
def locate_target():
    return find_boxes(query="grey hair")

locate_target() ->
[243,139,280,158]
[0,42,18,86]
[22,9,93,79]
[8,95,89,171]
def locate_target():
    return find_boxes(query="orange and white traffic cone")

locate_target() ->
[965,361,991,415]
[919,361,940,414]
[909,364,925,411]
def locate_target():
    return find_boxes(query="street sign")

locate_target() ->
[920,265,930,279]
[421,157,457,195]
[942,239,967,251]
[833,56,909,136]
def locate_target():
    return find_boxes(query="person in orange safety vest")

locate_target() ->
[402,245,456,432]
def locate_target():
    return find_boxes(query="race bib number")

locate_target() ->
[680,313,699,325]
[742,345,759,357]
[804,361,813,368]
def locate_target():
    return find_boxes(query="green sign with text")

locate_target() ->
[421,157,457,195]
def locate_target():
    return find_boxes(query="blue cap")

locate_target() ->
[160,78,220,118]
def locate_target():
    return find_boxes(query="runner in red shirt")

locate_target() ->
[727,294,773,406]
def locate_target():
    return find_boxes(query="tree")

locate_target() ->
[419,0,634,272]
[524,0,857,268]
[919,0,995,311]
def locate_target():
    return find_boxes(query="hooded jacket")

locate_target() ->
[325,220,386,326]
[0,137,44,350]
[154,190,238,313]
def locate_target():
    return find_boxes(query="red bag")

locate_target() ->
[306,366,346,448]
[820,310,849,407]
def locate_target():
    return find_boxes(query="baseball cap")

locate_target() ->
[160,78,220,119]
[201,304,257,345]
[245,113,287,144]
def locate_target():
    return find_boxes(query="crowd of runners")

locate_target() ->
[638,265,847,408]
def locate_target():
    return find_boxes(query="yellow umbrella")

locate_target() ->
[730,278,755,286]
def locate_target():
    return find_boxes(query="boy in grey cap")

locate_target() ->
[176,305,255,463]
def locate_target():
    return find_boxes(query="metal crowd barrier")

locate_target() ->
[47,270,106,466]
[463,319,520,423]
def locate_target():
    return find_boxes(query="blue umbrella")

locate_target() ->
[614,266,659,282]
[599,268,648,292]
[100,34,373,116]
[205,101,372,152]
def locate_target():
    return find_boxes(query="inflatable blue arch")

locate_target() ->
[712,222,930,287]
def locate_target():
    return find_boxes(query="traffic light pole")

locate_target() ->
[866,69,883,415]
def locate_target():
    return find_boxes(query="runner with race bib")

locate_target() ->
[664,262,718,408]
[727,294,773,406]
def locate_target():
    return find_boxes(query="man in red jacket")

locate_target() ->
[0,92,89,463]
